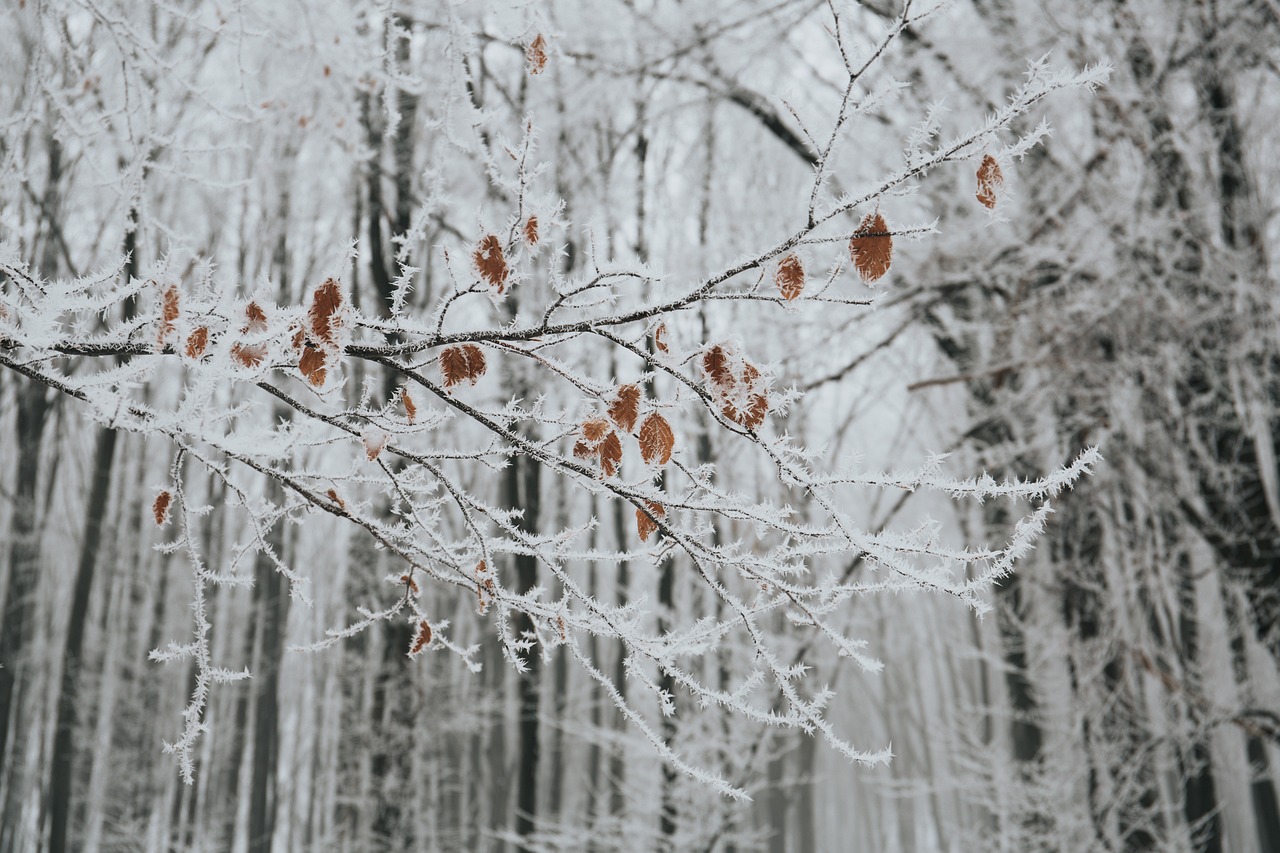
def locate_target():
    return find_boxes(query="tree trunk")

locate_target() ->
[46,427,118,853]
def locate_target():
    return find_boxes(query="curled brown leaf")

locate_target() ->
[849,212,893,283]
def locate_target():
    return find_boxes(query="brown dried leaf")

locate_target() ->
[654,322,669,354]
[152,490,172,526]
[158,284,180,345]
[636,500,665,542]
[363,427,388,461]
[401,386,417,424]
[524,215,539,246]
[701,345,731,389]
[476,561,492,614]
[849,212,893,283]
[607,385,641,433]
[976,154,1005,209]
[743,392,769,429]
[599,430,623,477]
[409,619,432,655]
[326,488,346,510]
[308,278,344,346]
[231,342,266,368]
[526,34,548,75]
[440,344,487,388]
[581,418,610,443]
[185,327,209,359]
[473,235,508,291]
[299,346,327,387]
[775,254,805,301]
[638,413,674,466]
[572,440,595,460]
[243,301,268,334]
[400,573,420,594]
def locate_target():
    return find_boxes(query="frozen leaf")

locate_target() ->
[524,215,539,246]
[776,254,805,301]
[158,284,180,346]
[440,344,486,388]
[654,322,669,353]
[325,488,345,510]
[599,430,623,477]
[581,418,610,443]
[976,154,1005,209]
[243,301,268,334]
[607,384,641,433]
[409,619,432,655]
[401,387,417,424]
[299,346,326,386]
[473,235,508,291]
[230,343,266,368]
[526,34,548,75]
[638,413,674,466]
[308,278,344,347]
[636,500,665,542]
[363,427,388,461]
[153,490,172,526]
[850,212,893,283]
[701,345,731,389]
[184,327,208,359]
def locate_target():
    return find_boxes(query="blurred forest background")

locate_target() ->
[2,0,1280,851]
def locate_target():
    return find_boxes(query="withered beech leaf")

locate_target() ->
[473,235,509,291]
[326,488,346,510]
[243,301,268,334]
[776,254,805,301]
[526,34,548,75]
[599,430,623,477]
[409,619,432,655]
[363,427,388,461]
[654,322,669,353]
[299,346,327,387]
[158,284,180,345]
[230,342,266,368]
[743,392,769,429]
[849,212,893,283]
[638,413,675,466]
[581,418,610,443]
[524,215,539,246]
[152,490,173,526]
[185,327,209,359]
[401,386,417,424]
[440,344,487,388]
[636,500,665,542]
[308,278,344,346]
[607,385,641,433]
[976,154,1005,209]
[701,345,731,389]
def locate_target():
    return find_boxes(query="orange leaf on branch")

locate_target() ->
[976,154,1005,209]
[157,284,180,346]
[298,346,327,387]
[636,500,665,542]
[849,212,893,283]
[440,344,487,388]
[638,413,675,466]
[308,278,344,347]
[153,490,172,526]
[526,34,548,75]
[473,235,509,292]
[185,327,208,359]
[607,384,642,433]
[409,619,432,655]
[776,254,805,301]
